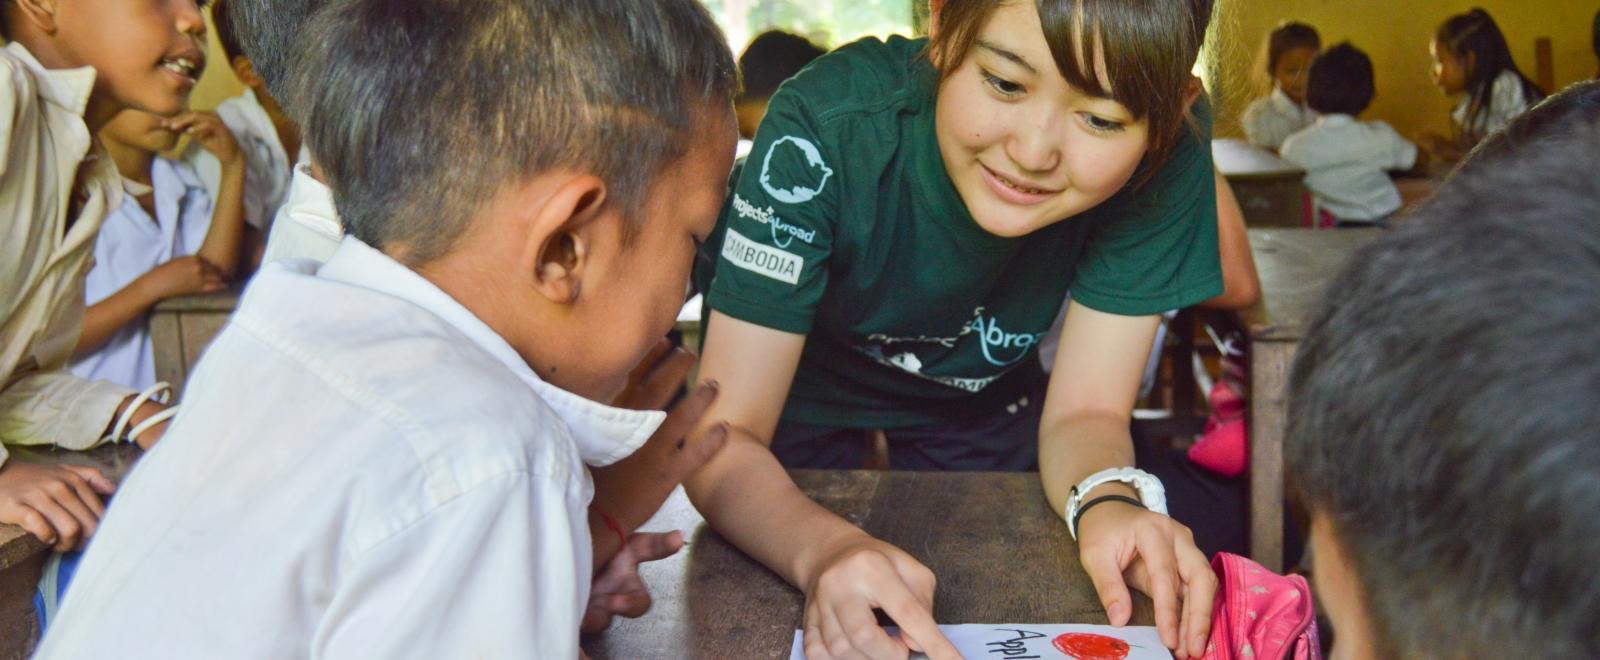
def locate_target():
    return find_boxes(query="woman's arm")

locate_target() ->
[1039,302,1216,659]
[687,311,959,660]
[1200,170,1260,310]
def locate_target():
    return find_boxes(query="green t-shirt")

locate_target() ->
[696,36,1221,428]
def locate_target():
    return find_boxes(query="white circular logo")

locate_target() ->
[759,135,834,204]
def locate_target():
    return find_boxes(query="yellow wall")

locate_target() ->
[189,8,248,111]
[1211,0,1599,140]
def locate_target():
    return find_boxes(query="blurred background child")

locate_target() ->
[735,29,825,143]
[1282,43,1420,227]
[1423,8,1544,160]
[69,108,249,391]
[1241,21,1321,150]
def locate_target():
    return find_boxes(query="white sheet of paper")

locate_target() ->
[788,623,1172,659]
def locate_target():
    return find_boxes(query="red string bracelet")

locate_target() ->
[593,504,628,549]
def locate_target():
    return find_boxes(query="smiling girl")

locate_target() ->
[689,1,1221,658]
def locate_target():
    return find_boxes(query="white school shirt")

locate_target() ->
[1453,70,1533,139]
[1241,87,1317,151]
[36,236,663,659]
[0,43,133,466]
[188,89,302,232]
[68,159,213,390]
[1280,114,1418,222]
[260,161,343,264]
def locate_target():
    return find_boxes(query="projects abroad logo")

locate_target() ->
[966,310,1046,367]
[733,194,816,248]
[759,135,833,204]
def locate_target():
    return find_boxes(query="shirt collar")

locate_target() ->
[1270,87,1309,116]
[316,236,665,466]
[1316,113,1356,127]
[4,42,97,117]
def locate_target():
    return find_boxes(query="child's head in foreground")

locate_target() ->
[1305,42,1374,117]
[1287,120,1600,658]
[2,0,206,119]
[923,0,1214,236]
[208,0,276,102]
[1265,21,1320,105]
[288,0,737,402]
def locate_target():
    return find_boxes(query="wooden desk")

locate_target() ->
[583,470,1153,659]
[1213,139,1306,228]
[1241,228,1382,571]
[150,290,240,397]
[0,444,143,658]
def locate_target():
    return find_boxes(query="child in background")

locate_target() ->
[68,108,248,391]
[1423,8,1544,160]
[35,0,735,656]
[0,0,199,551]
[187,0,302,240]
[1287,107,1600,660]
[1241,21,1320,150]
[736,30,825,141]
[1281,43,1419,226]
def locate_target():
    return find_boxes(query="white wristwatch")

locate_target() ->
[1064,467,1168,540]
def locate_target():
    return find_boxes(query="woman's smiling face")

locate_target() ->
[934,0,1150,238]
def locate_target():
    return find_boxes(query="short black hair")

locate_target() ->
[738,30,825,102]
[1592,8,1599,63]
[1288,120,1600,658]
[1305,42,1374,116]
[209,0,244,65]
[1458,80,1600,176]
[223,0,327,102]
[290,0,738,264]
[1266,21,1320,75]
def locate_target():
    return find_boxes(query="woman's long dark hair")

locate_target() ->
[1436,8,1545,140]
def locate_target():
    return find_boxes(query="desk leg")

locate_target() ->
[1249,340,1293,572]
[0,552,45,659]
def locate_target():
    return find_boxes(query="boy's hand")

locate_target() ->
[580,530,685,634]
[137,255,227,301]
[1076,502,1216,659]
[800,534,960,660]
[612,338,696,412]
[165,112,242,166]
[0,462,117,552]
[591,381,727,531]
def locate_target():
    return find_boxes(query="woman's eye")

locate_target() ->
[982,71,1025,97]
[1081,113,1126,134]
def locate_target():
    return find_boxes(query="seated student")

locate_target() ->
[69,108,248,391]
[1281,43,1419,227]
[34,0,736,656]
[1422,8,1544,161]
[736,30,825,141]
[1456,79,1600,174]
[0,0,195,552]
[1286,114,1600,660]
[185,0,302,241]
[1241,21,1320,150]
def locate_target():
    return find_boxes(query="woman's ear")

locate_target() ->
[1182,75,1204,112]
[522,175,608,305]
[13,0,59,33]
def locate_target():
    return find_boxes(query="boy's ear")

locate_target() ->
[13,0,59,33]
[232,57,263,89]
[523,175,608,305]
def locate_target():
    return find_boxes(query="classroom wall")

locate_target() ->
[189,9,248,112]
[1210,0,1600,140]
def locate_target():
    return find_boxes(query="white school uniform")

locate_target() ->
[1280,114,1418,223]
[1453,70,1534,139]
[0,43,133,466]
[261,161,343,264]
[1241,87,1317,151]
[36,236,662,659]
[68,159,213,390]
[188,89,303,232]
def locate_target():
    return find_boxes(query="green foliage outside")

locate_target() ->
[703,0,920,54]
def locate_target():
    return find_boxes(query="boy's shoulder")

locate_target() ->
[0,47,39,124]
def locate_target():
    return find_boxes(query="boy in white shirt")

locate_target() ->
[185,0,302,238]
[36,0,739,656]
[0,0,201,550]
[69,107,249,391]
[1282,43,1421,226]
